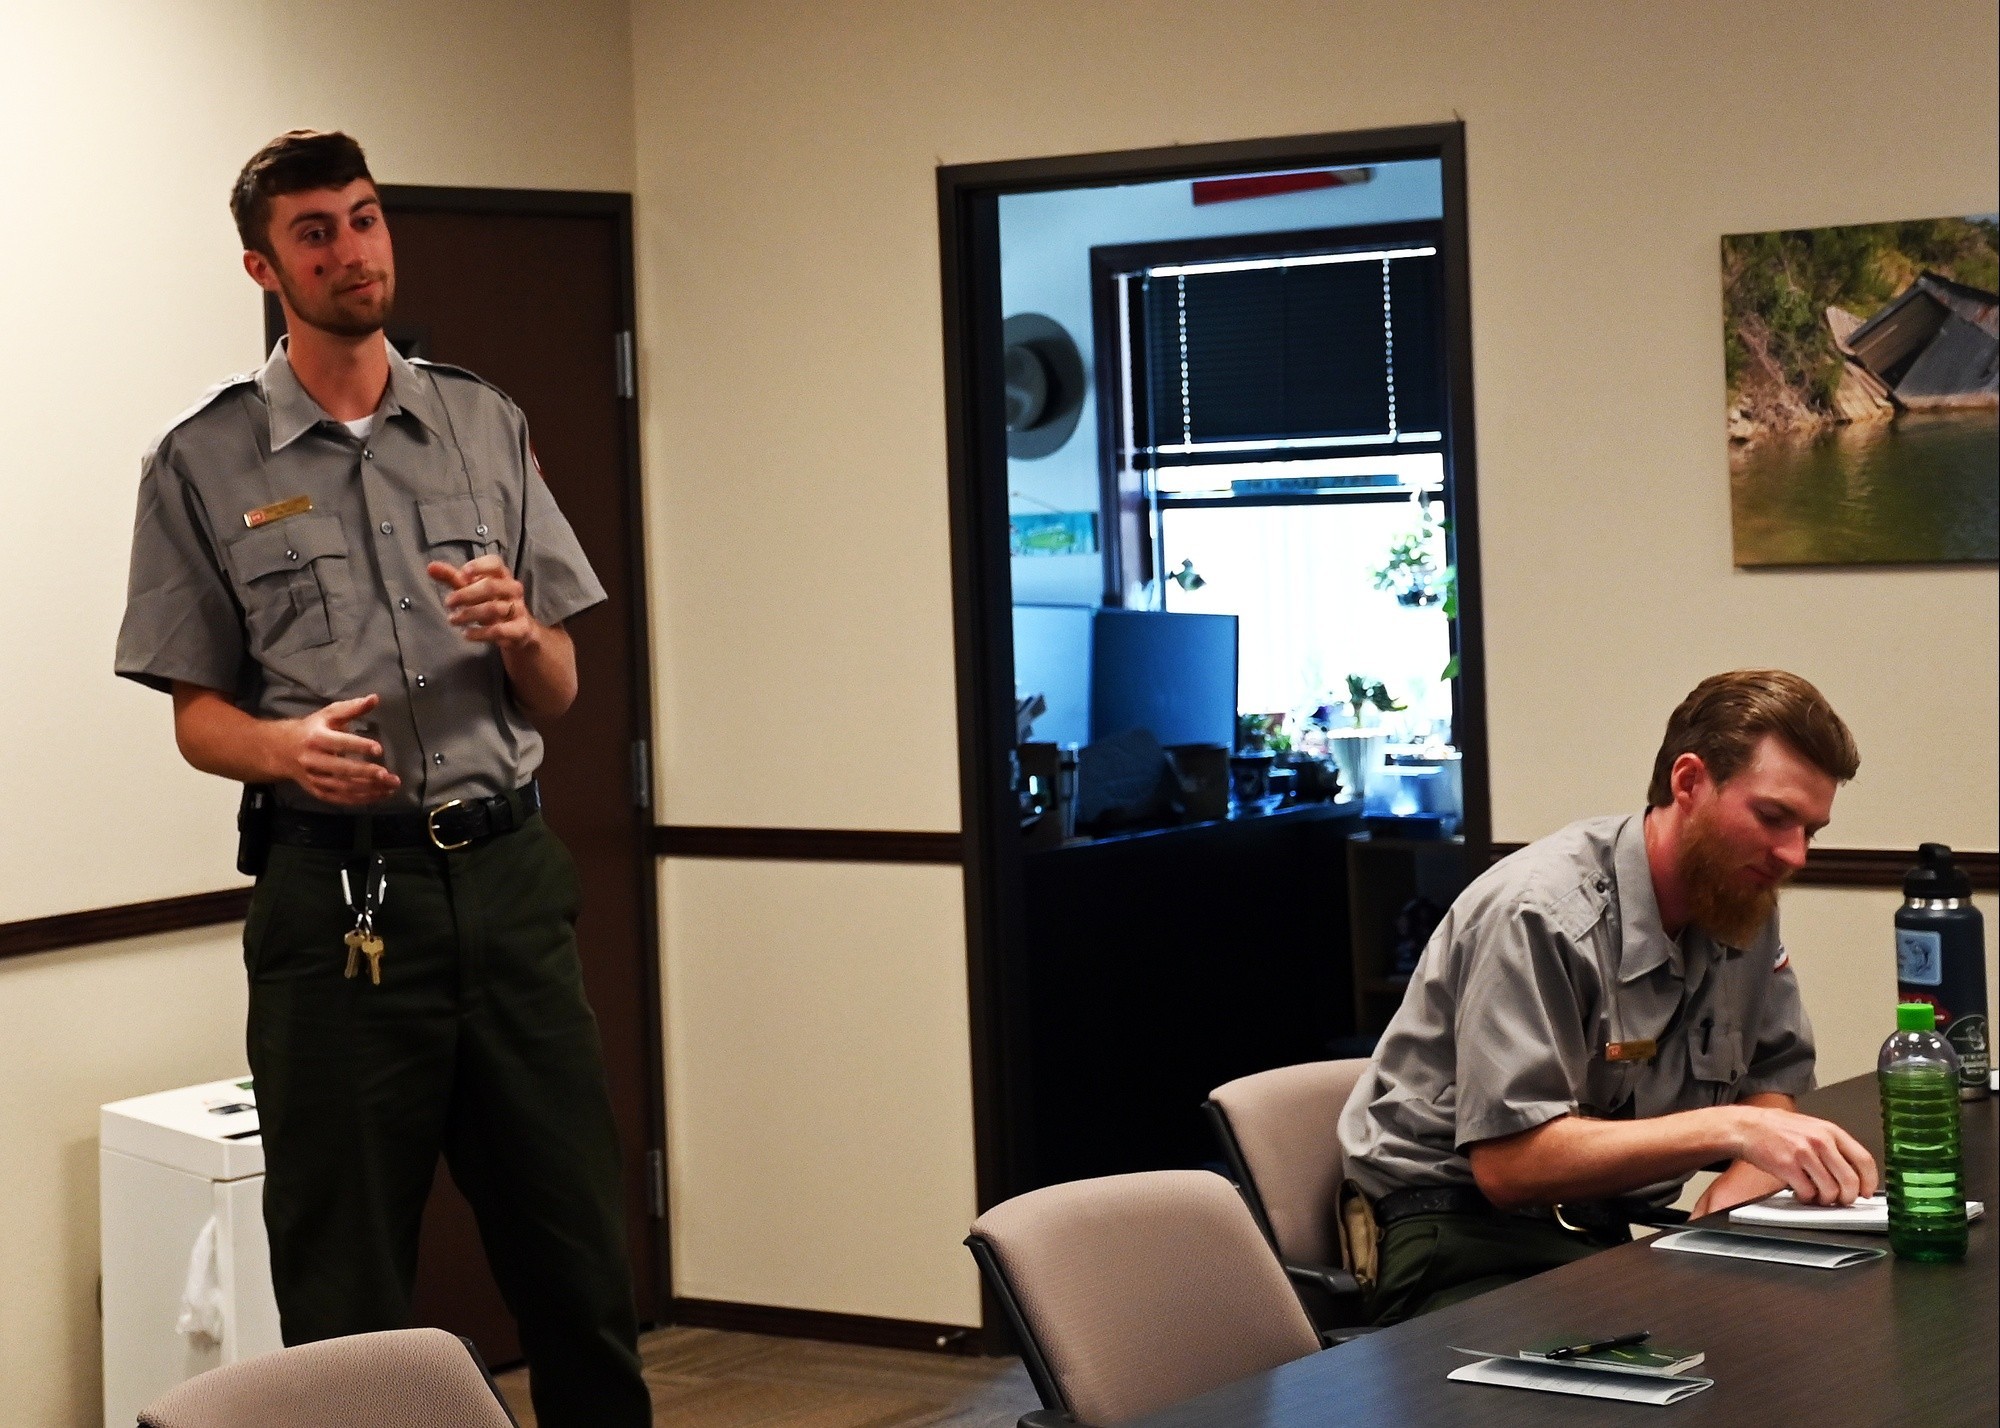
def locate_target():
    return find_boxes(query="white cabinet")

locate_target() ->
[100,1077,282,1428]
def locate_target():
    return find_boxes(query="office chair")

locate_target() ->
[965,1169,1322,1428]
[1204,1059,1372,1333]
[1206,1060,1693,1323]
[137,1327,521,1428]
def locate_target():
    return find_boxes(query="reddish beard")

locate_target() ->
[1678,802,1783,947]
[276,260,394,339]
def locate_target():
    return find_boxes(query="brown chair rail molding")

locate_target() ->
[6,837,1987,962]
[1487,842,1998,892]
[0,886,254,962]
[652,825,965,864]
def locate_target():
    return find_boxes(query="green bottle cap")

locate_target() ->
[1897,1002,1936,1032]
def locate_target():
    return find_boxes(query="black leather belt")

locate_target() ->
[1374,1184,1498,1227]
[270,781,541,852]
[1373,1183,1688,1236]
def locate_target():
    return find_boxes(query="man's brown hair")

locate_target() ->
[1647,669,1859,806]
[230,130,373,256]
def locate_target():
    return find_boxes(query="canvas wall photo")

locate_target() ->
[1722,215,1998,567]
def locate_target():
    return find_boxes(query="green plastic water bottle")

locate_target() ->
[1879,1002,1967,1262]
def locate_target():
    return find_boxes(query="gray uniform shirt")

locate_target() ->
[1338,812,1817,1203]
[116,341,606,812]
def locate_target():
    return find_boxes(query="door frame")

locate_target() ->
[269,184,671,1321]
[936,125,1489,1244]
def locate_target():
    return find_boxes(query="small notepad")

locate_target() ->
[1651,1227,1885,1268]
[1730,1192,1986,1231]
[1447,1355,1714,1405]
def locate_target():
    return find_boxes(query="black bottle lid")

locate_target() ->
[1904,842,1973,900]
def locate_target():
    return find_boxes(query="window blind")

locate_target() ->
[1138,247,1443,462]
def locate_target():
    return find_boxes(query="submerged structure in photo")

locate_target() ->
[1827,273,1998,421]
[1721,216,1999,567]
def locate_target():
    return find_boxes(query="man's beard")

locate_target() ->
[276,263,394,339]
[1679,804,1783,947]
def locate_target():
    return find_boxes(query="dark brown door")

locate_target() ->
[273,191,663,1367]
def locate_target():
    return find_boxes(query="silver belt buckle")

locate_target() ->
[426,799,473,851]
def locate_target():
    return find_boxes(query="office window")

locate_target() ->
[1160,478,1454,731]
[1094,223,1458,733]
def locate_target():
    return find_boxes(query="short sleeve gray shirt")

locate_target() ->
[1337,812,1817,1203]
[116,341,606,811]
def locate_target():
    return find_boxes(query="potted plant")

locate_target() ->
[1371,498,1449,608]
[1232,713,1283,807]
[1324,676,1404,805]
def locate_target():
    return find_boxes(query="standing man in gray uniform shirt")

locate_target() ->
[115,131,650,1426]
[1339,670,1879,1324]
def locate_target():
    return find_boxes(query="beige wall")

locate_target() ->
[0,4,634,1422]
[632,0,1996,1323]
[659,859,980,1324]
[0,929,247,1428]
[0,0,637,924]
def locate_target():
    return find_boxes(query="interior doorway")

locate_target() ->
[265,186,665,1367]
[938,126,1488,1227]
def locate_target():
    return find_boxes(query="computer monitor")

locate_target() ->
[1011,604,1096,748]
[1088,608,1238,748]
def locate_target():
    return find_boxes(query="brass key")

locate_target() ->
[343,928,368,979]
[359,932,386,986]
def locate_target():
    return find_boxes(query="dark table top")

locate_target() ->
[1128,1076,1997,1428]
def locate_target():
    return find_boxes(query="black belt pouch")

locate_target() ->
[237,783,275,877]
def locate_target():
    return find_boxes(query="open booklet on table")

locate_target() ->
[1447,1345,1713,1406]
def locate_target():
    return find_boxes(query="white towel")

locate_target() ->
[175,1215,224,1344]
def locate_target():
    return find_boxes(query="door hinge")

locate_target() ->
[631,739,652,810]
[614,330,636,399]
[647,1149,667,1219]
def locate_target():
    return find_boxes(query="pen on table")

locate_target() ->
[1547,1331,1651,1360]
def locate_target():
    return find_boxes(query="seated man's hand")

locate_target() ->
[1689,1159,1788,1218]
[1729,1104,1879,1205]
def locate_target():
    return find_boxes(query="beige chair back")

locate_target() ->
[138,1327,519,1428]
[968,1169,1319,1426]
[1208,1058,1370,1268]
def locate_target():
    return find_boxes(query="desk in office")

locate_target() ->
[1015,801,1363,1191]
[1125,1076,1996,1427]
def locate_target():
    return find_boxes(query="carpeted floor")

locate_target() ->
[493,1326,1039,1428]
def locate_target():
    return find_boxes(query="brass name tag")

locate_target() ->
[243,495,313,528]
[1605,1038,1658,1063]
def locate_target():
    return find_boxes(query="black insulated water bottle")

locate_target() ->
[1895,843,1990,1100]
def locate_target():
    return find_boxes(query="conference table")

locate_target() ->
[1130,1076,1996,1426]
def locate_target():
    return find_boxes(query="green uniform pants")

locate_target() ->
[1369,1211,1621,1325]
[242,813,650,1428]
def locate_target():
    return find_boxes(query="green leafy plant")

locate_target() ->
[1439,564,1460,681]
[1235,712,1293,754]
[1345,674,1405,726]
[1370,514,1446,607]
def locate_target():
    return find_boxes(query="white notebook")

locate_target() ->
[1730,1192,1986,1231]
[1447,1355,1713,1405]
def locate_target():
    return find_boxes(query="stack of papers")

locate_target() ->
[1651,1227,1884,1268]
[1729,1192,1986,1231]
